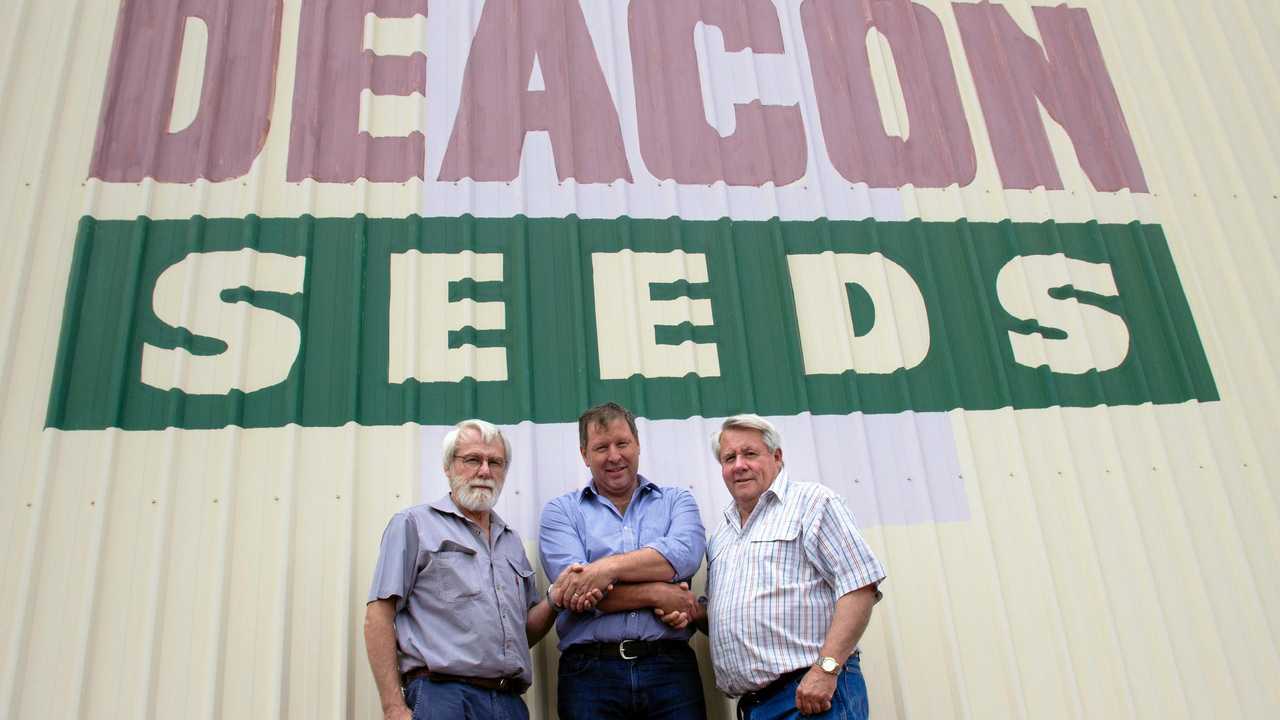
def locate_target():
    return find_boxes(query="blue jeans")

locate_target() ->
[557,644,706,720]
[738,655,868,720]
[403,677,529,720]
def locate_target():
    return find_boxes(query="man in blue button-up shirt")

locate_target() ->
[539,402,708,720]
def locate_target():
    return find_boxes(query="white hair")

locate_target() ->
[441,419,511,471]
[711,414,783,458]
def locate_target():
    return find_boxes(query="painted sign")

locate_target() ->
[47,215,1213,430]
[90,0,1146,194]
[46,0,1218,532]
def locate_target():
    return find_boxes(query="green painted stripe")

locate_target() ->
[45,214,1218,431]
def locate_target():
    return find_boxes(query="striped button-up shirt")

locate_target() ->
[707,471,886,696]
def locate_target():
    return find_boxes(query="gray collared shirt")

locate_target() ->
[368,495,539,683]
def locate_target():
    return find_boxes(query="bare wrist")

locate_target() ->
[381,698,409,714]
[596,556,620,584]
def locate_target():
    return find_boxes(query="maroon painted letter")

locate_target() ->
[629,0,806,186]
[438,0,631,183]
[90,0,283,182]
[802,0,975,188]
[954,2,1148,192]
[288,0,427,183]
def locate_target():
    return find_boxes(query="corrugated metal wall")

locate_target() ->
[2,1,1278,718]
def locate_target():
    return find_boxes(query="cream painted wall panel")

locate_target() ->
[1168,2,1280,196]
[873,525,969,718]
[286,429,354,720]
[219,429,304,720]
[931,415,1031,720]
[151,429,240,720]
[2,2,1280,720]
[1003,408,1135,719]
[954,409,1080,718]
[9,431,115,719]
[1051,407,1191,719]
[1192,404,1280,642]
[79,429,171,720]
[1103,405,1250,718]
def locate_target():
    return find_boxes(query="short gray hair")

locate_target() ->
[711,414,782,459]
[442,419,512,471]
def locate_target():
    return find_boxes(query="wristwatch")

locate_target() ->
[546,583,564,612]
[815,656,842,675]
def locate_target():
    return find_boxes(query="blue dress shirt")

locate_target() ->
[539,475,706,651]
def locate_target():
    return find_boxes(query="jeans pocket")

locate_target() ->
[403,677,425,715]
[557,651,597,679]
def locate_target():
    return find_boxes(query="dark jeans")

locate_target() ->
[557,644,706,720]
[737,654,868,720]
[404,677,529,720]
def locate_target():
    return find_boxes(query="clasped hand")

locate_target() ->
[650,582,700,630]
[553,563,611,612]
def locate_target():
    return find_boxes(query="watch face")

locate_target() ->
[820,657,840,673]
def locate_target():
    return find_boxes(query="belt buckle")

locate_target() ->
[618,640,639,660]
[496,677,509,691]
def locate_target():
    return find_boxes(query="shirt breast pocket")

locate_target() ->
[501,555,536,612]
[748,521,803,589]
[422,541,482,602]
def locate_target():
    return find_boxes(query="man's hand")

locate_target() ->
[554,564,608,612]
[383,705,412,720]
[650,581,697,616]
[647,581,697,629]
[556,560,617,610]
[654,606,690,629]
[795,667,838,715]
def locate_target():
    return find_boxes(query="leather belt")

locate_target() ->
[401,667,526,694]
[738,651,861,709]
[739,668,809,708]
[563,639,689,661]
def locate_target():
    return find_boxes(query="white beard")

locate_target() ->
[450,474,504,512]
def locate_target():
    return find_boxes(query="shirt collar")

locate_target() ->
[430,493,509,536]
[579,474,661,502]
[721,469,790,527]
[766,469,791,502]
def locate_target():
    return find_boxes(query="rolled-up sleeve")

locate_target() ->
[368,511,420,610]
[806,497,886,598]
[538,496,586,584]
[643,488,706,581]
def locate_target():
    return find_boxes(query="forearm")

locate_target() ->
[818,585,879,662]
[526,599,556,646]
[363,600,409,715]
[597,547,676,583]
[555,547,677,605]
[594,581,674,613]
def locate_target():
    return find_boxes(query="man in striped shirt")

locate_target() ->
[697,414,886,719]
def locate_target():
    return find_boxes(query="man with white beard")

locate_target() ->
[364,419,590,720]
